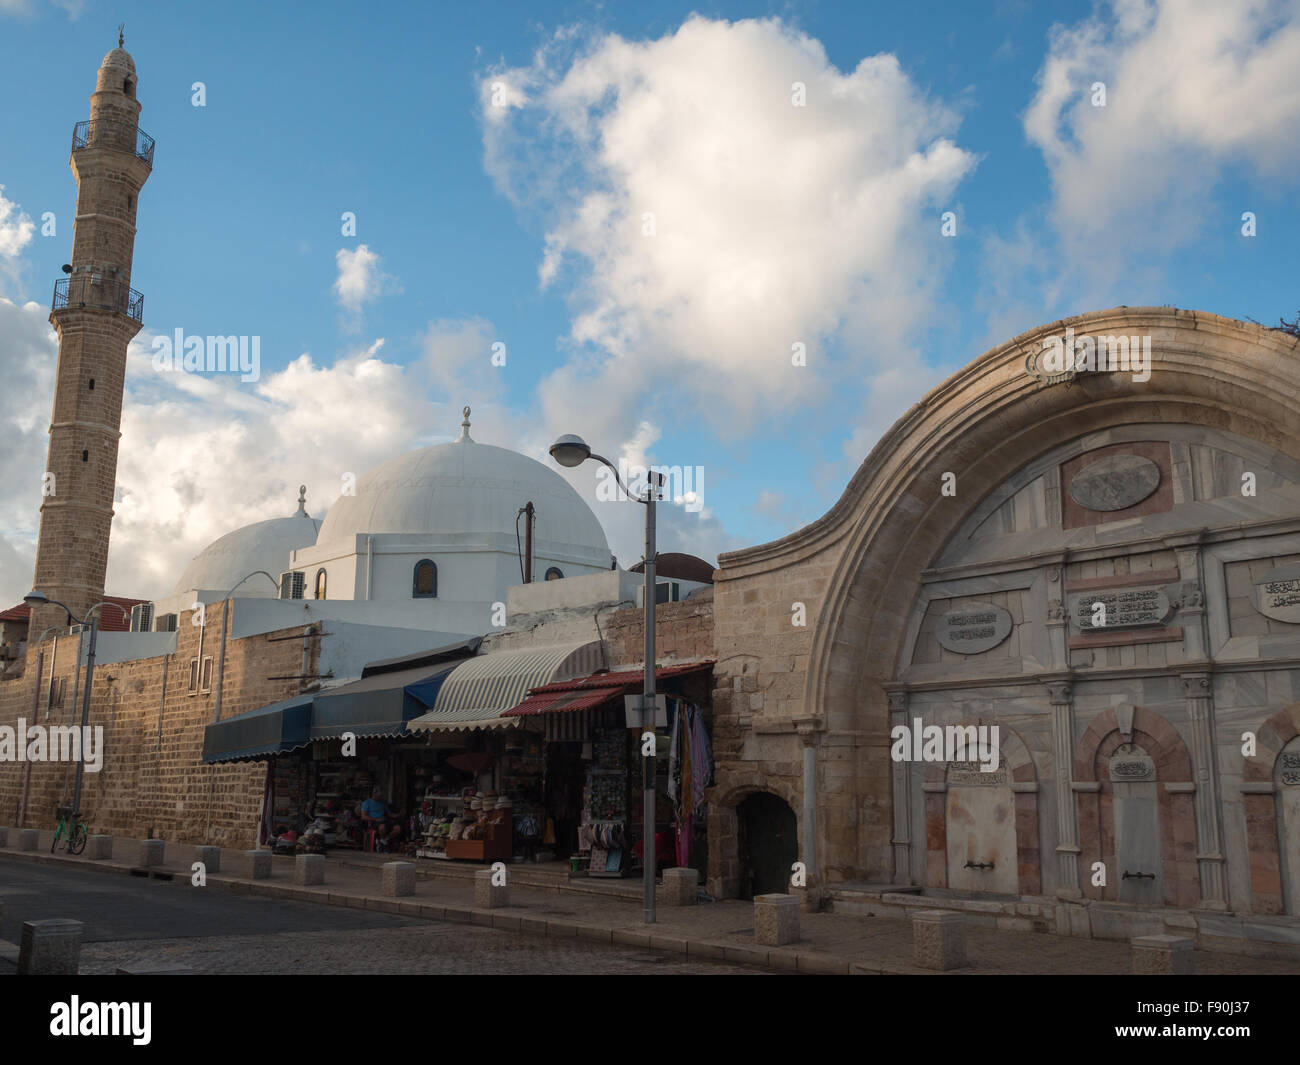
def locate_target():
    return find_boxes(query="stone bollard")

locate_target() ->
[754,893,800,946]
[294,853,324,886]
[86,834,113,860]
[18,919,82,975]
[244,850,272,879]
[474,868,509,908]
[1132,934,1195,975]
[138,839,164,867]
[194,845,221,874]
[383,861,416,897]
[912,910,967,971]
[19,828,39,851]
[116,963,194,975]
[662,867,698,906]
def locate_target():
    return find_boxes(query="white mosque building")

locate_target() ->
[138,409,620,664]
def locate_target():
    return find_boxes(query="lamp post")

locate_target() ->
[21,593,128,817]
[550,434,665,925]
[212,570,279,724]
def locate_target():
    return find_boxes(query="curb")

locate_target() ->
[0,849,885,975]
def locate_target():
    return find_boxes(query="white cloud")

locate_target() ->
[481,15,977,450]
[332,244,391,317]
[1025,0,1300,254]
[0,187,35,296]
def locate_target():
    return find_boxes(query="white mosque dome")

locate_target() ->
[173,488,321,595]
[316,410,610,558]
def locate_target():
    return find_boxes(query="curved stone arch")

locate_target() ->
[708,776,804,900]
[801,309,1300,735]
[917,718,1037,784]
[1072,706,1197,907]
[1242,703,1300,782]
[1241,703,1300,914]
[1073,706,1194,783]
[918,719,1040,894]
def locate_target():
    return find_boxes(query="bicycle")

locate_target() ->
[51,804,87,855]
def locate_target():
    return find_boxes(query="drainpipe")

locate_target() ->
[366,536,374,599]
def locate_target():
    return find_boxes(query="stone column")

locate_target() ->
[886,690,912,884]
[1048,680,1082,897]
[1182,672,1227,907]
[793,715,822,901]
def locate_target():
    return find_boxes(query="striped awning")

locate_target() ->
[408,642,603,734]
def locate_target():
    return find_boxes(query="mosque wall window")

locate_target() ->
[413,559,437,598]
[314,568,327,600]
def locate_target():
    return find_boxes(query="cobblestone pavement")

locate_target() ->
[78,924,768,975]
[3,850,1297,975]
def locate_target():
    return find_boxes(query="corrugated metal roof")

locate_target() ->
[410,642,603,732]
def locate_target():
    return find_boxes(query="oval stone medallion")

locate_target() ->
[1069,453,1160,512]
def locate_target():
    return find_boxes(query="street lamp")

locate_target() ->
[212,570,279,724]
[21,592,128,820]
[550,434,665,925]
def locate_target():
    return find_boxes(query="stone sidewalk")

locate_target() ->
[2,830,1296,975]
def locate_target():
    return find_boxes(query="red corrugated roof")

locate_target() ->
[0,595,149,633]
[502,660,713,717]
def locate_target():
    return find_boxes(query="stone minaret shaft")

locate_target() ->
[30,42,154,635]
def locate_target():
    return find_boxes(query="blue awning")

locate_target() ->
[309,659,461,740]
[201,695,313,764]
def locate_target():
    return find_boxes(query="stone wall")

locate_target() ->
[0,605,318,849]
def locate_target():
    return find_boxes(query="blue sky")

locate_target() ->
[1,0,1297,604]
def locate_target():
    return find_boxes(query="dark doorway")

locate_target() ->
[737,792,798,900]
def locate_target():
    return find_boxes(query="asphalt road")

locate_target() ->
[0,857,765,974]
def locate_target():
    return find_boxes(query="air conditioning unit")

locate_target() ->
[154,613,178,633]
[130,602,154,632]
[636,580,682,607]
[279,570,305,600]
[67,623,87,636]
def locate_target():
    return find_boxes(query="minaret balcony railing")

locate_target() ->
[71,119,155,168]
[53,275,144,324]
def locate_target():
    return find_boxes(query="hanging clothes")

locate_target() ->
[689,704,714,814]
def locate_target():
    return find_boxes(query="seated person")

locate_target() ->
[360,788,404,850]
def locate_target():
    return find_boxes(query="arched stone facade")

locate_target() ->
[921,720,1040,895]
[1073,706,1197,906]
[712,307,1300,917]
[1242,702,1300,914]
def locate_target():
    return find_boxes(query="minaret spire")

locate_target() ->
[28,44,154,635]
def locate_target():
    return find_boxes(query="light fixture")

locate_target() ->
[548,434,591,468]
[23,590,49,606]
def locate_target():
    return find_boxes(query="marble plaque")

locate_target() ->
[1068,454,1161,512]
[1069,585,1173,633]
[1110,757,1154,781]
[1252,563,1300,624]
[947,760,1009,785]
[935,603,1013,654]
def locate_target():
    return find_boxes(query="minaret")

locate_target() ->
[30,33,154,635]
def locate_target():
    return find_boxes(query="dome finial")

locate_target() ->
[296,484,308,516]
[118,22,125,47]
[457,405,472,442]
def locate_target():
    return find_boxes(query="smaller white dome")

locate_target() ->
[174,489,321,595]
